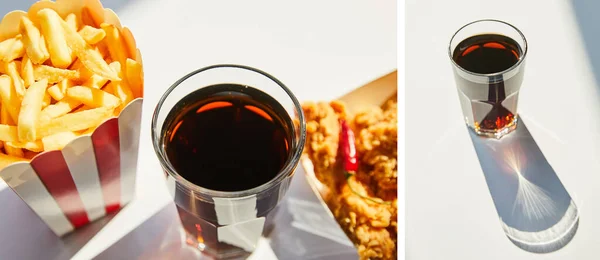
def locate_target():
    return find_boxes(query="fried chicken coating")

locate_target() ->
[353,97,398,195]
[302,97,398,260]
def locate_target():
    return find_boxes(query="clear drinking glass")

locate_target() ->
[151,65,306,258]
[449,19,528,139]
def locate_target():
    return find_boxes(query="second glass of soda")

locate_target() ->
[449,19,528,139]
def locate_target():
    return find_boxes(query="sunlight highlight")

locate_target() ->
[502,145,556,221]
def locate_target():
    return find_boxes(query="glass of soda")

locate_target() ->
[449,19,528,139]
[151,64,306,258]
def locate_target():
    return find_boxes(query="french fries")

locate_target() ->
[66,85,120,108]
[96,42,110,60]
[108,61,133,109]
[37,9,73,69]
[20,16,49,64]
[79,26,105,45]
[0,75,21,122]
[39,97,80,122]
[19,79,48,142]
[1,105,23,157]
[0,124,19,143]
[84,73,109,89]
[70,58,93,81]
[37,106,114,137]
[6,140,44,152]
[47,79,72,101]
[0,35,25,63]
[57,10,119,81]
[42,92,51,108]
[0,5,143,167]
[42,131,77,151]
[103,82,114,94]
[34,64,79,83]
[0,38,16,59]
[73,105,91,113]
[48,83,62,100]
[38,35,50,61]
[101,24,127,67]
[6,61,26,97]
[126,58,143,98]
[21,55,35,87]
[65,13,78,31]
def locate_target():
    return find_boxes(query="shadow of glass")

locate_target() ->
[96,169,359,260]
[94,203,210,260]
[570,1,600,88]
[468,118,579,253]
[265,167,358,260]
[95,203,252,260]
[0,187,118,260]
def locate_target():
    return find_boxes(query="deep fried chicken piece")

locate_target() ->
[353,98,398,194]
[302,98,397,260]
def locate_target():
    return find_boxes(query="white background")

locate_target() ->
[0,0,397,259]
[406,0,600,259]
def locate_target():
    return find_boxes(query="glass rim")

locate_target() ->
[151,64,307,199]
[448,19,528,78]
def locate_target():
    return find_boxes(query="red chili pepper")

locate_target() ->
[338,119,391,205]
[339,119,358,173]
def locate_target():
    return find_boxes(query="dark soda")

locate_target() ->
[162,83,292,192]
[452,34,523,132]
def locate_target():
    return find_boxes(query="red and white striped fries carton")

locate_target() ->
[0,0,144,237]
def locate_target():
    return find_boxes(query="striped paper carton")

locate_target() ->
[0,0,144,237]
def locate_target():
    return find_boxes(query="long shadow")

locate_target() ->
[570,1,600,89]
[0,187,118,260]
[469,118,579,253]
[95,170,358,260]
[94,203,209,260]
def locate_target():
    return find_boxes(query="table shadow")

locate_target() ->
[95,202,258,260]
[0,187,118,260]
[571,1,600,90]
[468,118,579,253]
[94,202,212,260]
[95,168,358,260]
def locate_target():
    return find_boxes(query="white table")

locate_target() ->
[406,0,600,259]
[0,0,396,259]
